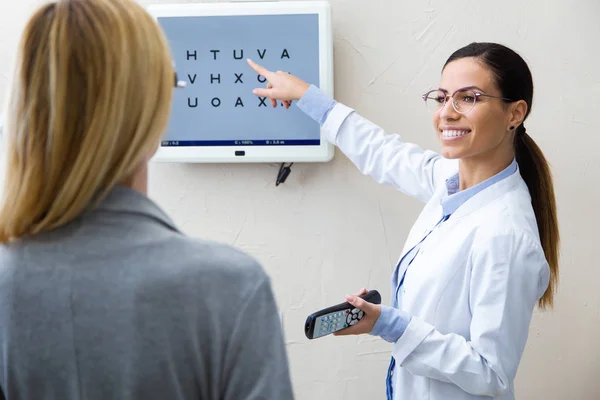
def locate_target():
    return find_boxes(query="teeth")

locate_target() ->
[442,130,470,138]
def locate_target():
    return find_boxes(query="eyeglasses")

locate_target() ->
[174,71,186,88]
[422,87,513,114]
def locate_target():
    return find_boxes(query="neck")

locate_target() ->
[458,149,514,191]
[120,162,148,195]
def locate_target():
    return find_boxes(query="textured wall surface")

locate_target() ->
[1,0,599,399]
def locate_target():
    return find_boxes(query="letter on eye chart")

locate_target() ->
[187,50,197,61]
[188,98,198,108]
[183,49,292,109]
[233,49,244,60]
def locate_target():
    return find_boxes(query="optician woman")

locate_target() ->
[0,1,294,399]
[247,42,559,400]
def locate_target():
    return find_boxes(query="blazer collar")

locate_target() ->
[91,185,180,233]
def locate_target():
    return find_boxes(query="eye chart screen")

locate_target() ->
[158,14,321,147]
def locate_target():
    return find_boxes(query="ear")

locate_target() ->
[508,99,528,128]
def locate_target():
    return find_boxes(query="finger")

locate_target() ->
[252,88,274,98]
[267,83,277,107]
[343,288,367,303]
[346,294,374,313]
[247,59,273,79]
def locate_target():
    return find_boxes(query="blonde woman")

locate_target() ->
[0,1,294,399]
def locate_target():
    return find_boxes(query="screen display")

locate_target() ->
[157,14,321,147]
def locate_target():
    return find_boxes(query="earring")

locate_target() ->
[509,126,515,131]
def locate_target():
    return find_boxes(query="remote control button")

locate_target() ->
[349,319,358,326]
[346,315,353,324]
[352,313,358,320]
[345,310,350,314]
[352,308,360,314]
[358,311,364,319]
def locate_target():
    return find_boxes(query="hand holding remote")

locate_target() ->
[332,288,382,337]
[304,289,382,339]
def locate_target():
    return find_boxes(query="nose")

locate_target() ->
[439,97,461,121]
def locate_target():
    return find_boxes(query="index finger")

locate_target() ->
[247,59,273,79]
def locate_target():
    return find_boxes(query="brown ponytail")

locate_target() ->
[514,125,560,309]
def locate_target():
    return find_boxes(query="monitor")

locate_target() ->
[148,1,334,163]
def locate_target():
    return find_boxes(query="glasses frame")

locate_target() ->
[174,71,186,88]
[421,87,513,114]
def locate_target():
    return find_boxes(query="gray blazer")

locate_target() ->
[0,185,294,400]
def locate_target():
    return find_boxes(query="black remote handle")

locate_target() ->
[304,290,382,339]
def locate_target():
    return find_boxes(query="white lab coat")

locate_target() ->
[322,103,550,400]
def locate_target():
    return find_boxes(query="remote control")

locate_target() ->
[304,290,381,339]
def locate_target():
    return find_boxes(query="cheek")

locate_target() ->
[470,111,507,145]
[470,108,499,133]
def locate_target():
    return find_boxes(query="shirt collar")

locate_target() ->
[441,158,518,217]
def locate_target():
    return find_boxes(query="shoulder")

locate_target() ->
[157,236,276,309]
[472,180,544,261]
[469,201,550,292]
[169,235,267,280]
[474,178,541,244]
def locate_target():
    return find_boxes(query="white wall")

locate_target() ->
[1,0,599,399]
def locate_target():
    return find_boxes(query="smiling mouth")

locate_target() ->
[441,129,471,140]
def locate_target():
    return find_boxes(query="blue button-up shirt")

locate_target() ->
[297,84,518,399]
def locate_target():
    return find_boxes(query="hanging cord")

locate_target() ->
[276,163,294,186]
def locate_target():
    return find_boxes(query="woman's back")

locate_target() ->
[0,185,293,399]
[0,0,293,398]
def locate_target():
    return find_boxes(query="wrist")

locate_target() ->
[296,82,310,100]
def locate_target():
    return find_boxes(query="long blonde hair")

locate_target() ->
[0,0,174,242]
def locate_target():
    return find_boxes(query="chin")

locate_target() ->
[440,145,464,160]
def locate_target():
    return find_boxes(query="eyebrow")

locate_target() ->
[439,85,486,93]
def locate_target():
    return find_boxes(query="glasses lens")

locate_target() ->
[424,90,446,113]
[452,90,477,114]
